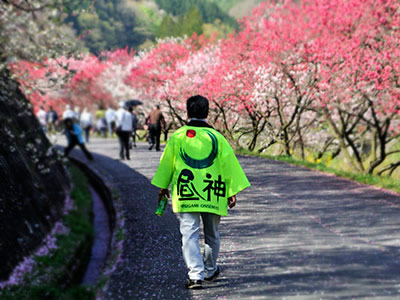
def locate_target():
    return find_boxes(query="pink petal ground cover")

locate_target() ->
[0,195,74,289]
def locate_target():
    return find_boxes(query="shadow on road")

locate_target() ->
[189,156,400,299]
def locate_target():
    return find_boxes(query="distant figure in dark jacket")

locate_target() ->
[128,106,138,148]
[146,104,166,151]
[64,118,93,161]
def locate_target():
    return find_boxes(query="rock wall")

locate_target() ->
[0,67,69,280]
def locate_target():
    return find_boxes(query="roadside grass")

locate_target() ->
[0,165,95,300]
[237,148,400,194]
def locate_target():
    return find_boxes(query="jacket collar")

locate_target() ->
[187,119,213,129]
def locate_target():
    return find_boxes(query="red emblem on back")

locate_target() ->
[186,129,196,138]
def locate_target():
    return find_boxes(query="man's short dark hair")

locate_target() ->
[187,95,209,119]
[64,118,73,127]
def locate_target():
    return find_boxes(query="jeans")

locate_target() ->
[177,212,221,280]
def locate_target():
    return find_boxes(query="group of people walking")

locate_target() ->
[62,102,140,161]
[94,104,139,147]
[37,104,94,143]
[115,102,165,160]
[36,101,166,162]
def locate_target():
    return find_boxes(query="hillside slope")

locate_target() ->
[228,0,264,19]
[66,0,244,53]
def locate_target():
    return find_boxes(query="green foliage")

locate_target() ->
[226,0,265,19]
[202,19,234,38]
[0,165,94,300]
[137,4,162,35]
[157,15,178,38]
[208,0,239,13]
[156,7,204,38]
[184,7,205,35]
[66,0,148,53]
[63,0,93,12]
[78,13,100,30]
[64,0,238,52]
[155,0,236,26]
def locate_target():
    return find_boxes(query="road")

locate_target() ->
[67,137,400,299]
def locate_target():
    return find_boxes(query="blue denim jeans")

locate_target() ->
[177,212,221,280]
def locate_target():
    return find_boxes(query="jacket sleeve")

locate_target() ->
[151,137,175,189]
[221,140,251,197]
[73,124,84,144]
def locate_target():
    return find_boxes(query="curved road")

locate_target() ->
[68,138,400,299]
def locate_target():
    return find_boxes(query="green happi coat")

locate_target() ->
[151,125,250,216]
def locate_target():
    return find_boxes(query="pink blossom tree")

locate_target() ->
[305,0,400,174]
[125,37,197,129]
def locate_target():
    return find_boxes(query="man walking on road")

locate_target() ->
[63,118,93,161]
[116,102,133,160]
[152,95,250,289]
[128,106,138,148]
[105,105,117,138]
[146,104,166,151]
[80,107,93,143]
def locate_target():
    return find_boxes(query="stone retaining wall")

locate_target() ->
[0,68,69,280]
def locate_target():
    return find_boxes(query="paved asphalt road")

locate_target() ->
[65,137,400,299]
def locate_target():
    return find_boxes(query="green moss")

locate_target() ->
[0,165,95,299]
[116,227,124,242]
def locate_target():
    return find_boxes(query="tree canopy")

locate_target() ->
[0,0,85,67]
[156,7,205,39]
[65,0,150,54]
[65,0,237,53]
[155,0,236,26]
